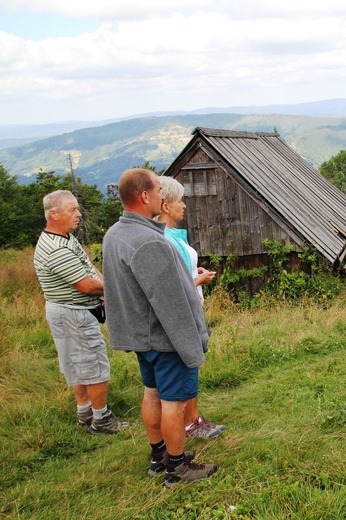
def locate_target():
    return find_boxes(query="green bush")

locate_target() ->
[207,240,341,308]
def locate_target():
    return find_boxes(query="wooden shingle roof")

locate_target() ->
[167,127,346,265]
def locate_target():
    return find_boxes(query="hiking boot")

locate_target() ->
[76,405,93,426]
[185,418,221,438]
[148,450,195,477]
[88,410,132,435]
[198,413,227,432]
[164,459,218,488]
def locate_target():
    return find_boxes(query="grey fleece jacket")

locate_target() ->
[103,211,210,368]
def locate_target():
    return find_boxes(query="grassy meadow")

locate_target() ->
[1,248,346,519]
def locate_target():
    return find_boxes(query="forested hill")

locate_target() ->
[1,112,346,192]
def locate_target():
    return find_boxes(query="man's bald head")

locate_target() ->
[117,168,164,219]
[118,169,157,206]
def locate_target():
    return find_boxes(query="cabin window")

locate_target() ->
[182,169,216,197]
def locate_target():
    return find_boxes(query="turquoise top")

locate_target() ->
[164,227,193,275]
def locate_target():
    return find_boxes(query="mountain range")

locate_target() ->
[0,98,346,191]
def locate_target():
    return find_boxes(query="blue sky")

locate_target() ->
[0,0,345,125]
[0,10,100,40]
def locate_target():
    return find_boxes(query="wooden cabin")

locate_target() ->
[163,127,346,272]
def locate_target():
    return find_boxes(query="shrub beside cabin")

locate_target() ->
[163,127,346,274]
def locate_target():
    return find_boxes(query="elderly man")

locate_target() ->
[34,189,129,435]
[103,169,218,487]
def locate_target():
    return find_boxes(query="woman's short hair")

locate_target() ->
[43,190,76,221]
[159,176,185,203]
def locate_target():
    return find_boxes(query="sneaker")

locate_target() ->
[76,406,93,426]
[148,450,195,477]
[198,413,227,432]
[164,459,218,488]
[88,410,132,435]
[185,418,221,438]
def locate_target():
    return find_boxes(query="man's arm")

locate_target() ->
[48,246,104,296]
[131,241,207,368]
[73,276,104,296]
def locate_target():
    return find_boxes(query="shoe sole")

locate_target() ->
[186,430,221,439]
[148,467,165,477]
[88,421,133,435]
[89,429,119,435]
[164,467,218,488]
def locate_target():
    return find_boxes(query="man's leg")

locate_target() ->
[141,387,167,477]
[143,387,195,477]
[141,386,163,443]
[74,381,109,428]
[184,397,199,426]
[161,400,187,455]
[141,389,187,458]
[73,381,109,408]
[72,384,90,406]
[73,379,131,434]
[73,384,93,426]
[73,379,109,406]
[86,381,109,409]
[137,353,217,485]
[161,397,218,488]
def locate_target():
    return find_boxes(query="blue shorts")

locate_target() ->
[136,351,198,402]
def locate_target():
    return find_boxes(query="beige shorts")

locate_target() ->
[46,302,110,387]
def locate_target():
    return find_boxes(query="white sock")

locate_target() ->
[77,402,91,413]
[92,405,107,419]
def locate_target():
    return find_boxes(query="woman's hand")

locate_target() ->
[195,267,216,286]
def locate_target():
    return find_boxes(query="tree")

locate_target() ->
[0,165,110,248]
[133,160,165,175]
[96,183,123,238]
[24,170,106,245]
[0,160,163,249]
[0,164,28,248]
[319,150,346,193]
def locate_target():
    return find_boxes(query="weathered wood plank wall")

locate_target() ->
[175,147,303,263]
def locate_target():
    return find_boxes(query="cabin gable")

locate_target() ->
[174,144,303,258]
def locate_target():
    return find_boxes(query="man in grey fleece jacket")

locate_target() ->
[103,168,218,488]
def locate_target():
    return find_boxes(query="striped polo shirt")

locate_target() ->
[34,231,101,307]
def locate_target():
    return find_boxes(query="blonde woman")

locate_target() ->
[157,176,226,438]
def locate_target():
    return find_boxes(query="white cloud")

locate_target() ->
[0,0,219,20]
[1,0,346,20]
[1,13,344,76]
[0,2,345,123]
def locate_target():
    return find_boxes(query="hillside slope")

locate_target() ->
[0,112,345,191]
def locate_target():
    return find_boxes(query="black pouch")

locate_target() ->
[89,305,106,323]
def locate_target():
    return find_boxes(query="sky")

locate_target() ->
[0,0,346,125]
